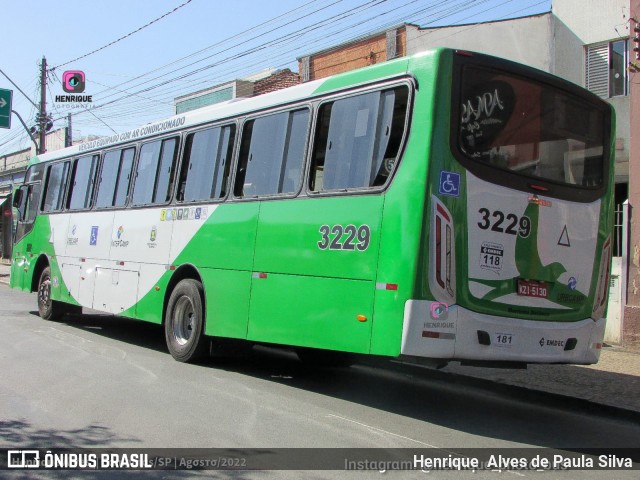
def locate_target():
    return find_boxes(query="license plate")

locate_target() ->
[517,279,549,298]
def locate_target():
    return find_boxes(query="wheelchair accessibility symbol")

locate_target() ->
[439,171,460,197]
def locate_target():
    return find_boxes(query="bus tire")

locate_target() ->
[37,266,67,321]
[165,279,207,363]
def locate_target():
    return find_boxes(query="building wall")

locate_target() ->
[552,0,631,181]
[40,128,67,156]
[174,70,299,114]
[406,14,553,71]
[253,69,300,96]
[0,128,67,182]
[552,0,630,45]
[625,0,640,347]
[299,28,407,81]
[174,81,251,114]
[610,97,631,182]
[549,15,585,86]
[0,148,30,176]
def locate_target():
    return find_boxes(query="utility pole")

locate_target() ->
[65,113,72,147]
[38,56,47,154]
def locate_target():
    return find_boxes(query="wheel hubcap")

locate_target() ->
[172,296,195,346]
[39,278,51,309]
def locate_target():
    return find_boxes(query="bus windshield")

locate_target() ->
[457,65,606,189]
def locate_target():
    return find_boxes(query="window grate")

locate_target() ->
[585,43,609,98]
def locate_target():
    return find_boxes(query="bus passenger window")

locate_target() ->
[131,137,179,206]
[25,185,39,223]
[95,147,136,208]
[234,108,309,198]
[67,154,99,210]
[310,86,408,192]
[178,125,235,202]
[14,185,30,222]
[41,161,70,213]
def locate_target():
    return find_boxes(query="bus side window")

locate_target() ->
[25,185,39,223]
[114,148,136,207]
[310,86,408,192]
[131,137,178,206]
[41,161,70,213]
[67,154,99,210]
[95,148,135,209]
[95,150,118,208]
[14,185,30,222]
[234,108,309,198]
[178,124,235,203]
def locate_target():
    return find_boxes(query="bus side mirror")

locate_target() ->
[12,189,23,208]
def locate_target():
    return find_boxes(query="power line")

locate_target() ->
[45,0,463,123]
[63,0,390,115]
[0,68,39,110]
[84,0,363,105]
[51,0,195,71]
[59,0,409,118]
[13,0,550,153]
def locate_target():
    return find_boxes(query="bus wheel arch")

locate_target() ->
[31,254,50,293]
[31,255,81,320]
[35,264,67,321]
[163,265,208,362]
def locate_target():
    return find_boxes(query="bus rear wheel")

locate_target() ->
[37,266,69,321]
[165,279,207,363]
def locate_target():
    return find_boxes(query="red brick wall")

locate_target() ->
[253,69,300,96]
[299,28,407,81]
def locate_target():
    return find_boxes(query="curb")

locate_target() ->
[359,357,640,423]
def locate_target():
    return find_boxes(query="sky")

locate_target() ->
[0,0,552,157]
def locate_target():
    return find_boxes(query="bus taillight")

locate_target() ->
[430,196,456,304]
[592,236,611,320]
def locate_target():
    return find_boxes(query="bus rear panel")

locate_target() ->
[401,50,613,365]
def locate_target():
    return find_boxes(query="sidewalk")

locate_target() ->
[0,260,9,284]
[438,346,640,414]
[1,260,638,415]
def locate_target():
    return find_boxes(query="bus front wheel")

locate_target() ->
[165,279,207,363]
[37,266,69,321]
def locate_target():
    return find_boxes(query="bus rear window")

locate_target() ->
[456,66,606,189]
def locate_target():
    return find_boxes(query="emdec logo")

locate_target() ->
[62,71,85,93]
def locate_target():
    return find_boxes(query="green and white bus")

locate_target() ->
[11,48,614,366]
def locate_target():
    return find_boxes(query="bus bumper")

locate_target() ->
[401,300,605,364]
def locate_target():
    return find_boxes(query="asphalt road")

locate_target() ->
[1,284,639,479]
